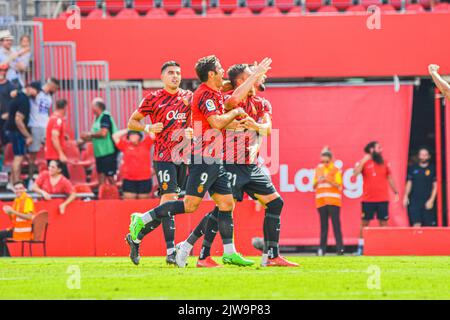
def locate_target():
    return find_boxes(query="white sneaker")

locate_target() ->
[175,242,189,268]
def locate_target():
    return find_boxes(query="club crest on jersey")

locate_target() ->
[205,99,216,111]
[197,184,204,194]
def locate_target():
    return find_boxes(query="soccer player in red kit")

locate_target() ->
[181,64,299,268]
[125,61,192,266]
[128,55,272,267]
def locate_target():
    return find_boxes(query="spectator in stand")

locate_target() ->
[5,82,40,187]
[32,160,76,215]
[28,77,60,178]
[403,148,437,227]
[0,63,15,147]
[313,147,344,256]
[353,141,399,255]
[112,129,154,199]
[15,35,32,87]
[0,30,30,89]
[44,99,69,178]
[80,98,118,185]
[0,181,35,257]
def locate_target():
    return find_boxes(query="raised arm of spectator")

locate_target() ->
[51,128,67,163]
[224,58,272,110]
[429,64,450,99]
[352,154,372,177]
[127,110,163,134]
[15,111,32,145]
[112,129,128,145]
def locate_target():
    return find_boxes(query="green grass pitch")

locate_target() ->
[1,256,449,299]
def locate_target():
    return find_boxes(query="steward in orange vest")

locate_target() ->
[1,181,35,256]
[312,147,344,256]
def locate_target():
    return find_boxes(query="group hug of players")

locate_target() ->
[125,55,298,268]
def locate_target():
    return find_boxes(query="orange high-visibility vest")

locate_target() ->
[314,163,343,208]
[11,192,35,241]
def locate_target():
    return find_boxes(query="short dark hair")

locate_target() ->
[227,64,248,88]
[364,141,378,154]
[48,77,60,87]
[93,98,106,111]
[195,55,219,83]
[49,159,64,171]
[56,99,67,110]
[13,180,25,187]
[161,61,180,74]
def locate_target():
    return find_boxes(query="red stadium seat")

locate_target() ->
[405,3,425,12]
[79,142,95,168]
[116,8,141,18]
[175,7,198,16]
[317,5,338,12]
[63,140,81,164]
[134,0,155,13]
[191,0,206,12]
[247,0,267,13]
[345,4,366,12]
[76,1,98,14]
[67,163,88,185]
[275,0,298,11]
[379,4,396,12]
[145,7,170,17]
[74,184,93,193]
[162,0,184,13]
[231,6,254,15]
[331,0,353,10]
[390,0,403,10]
[418,0,432,10]
[105,0,125,14]
[305,0,323,11]
[86,9,111,19]
[359,0,382,7]
[98,183,120,199]
[260,6,283,15]
[286,6,304,14]
[2,143,13,167]
[433,2,450,11]
[206,6,226,16]
[218,0,240,13]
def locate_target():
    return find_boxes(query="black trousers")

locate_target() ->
[0,229,13,257]
[318,205,344,252]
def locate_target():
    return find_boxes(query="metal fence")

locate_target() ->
[0,21,45,84]
[0,1,11,16]
[76,61,109,134]
[43,41,79,137]
[107,82,143,130]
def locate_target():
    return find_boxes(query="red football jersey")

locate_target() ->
[361,159,392,202]
[191,83,225,159]
[45,113,65,161]
[137,88,192,162]
[223,92,272,164]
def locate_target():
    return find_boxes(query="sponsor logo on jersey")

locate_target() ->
[205,99,216,111]
[166,110,187,121]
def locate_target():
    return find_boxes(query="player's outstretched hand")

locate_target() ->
[428,64,440,74]
[254,58,272,77]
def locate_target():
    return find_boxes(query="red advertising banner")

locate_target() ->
[260,85,413,245]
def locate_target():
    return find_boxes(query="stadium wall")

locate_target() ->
[38,12,450,79]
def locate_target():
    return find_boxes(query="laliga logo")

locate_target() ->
[166,110,187,121]
[279,160,363,199]
[366,5,381,30]
[66,5,81,30]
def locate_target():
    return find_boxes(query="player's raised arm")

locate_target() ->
[207,107,248,130]
[224,58,272,110]
[127,110,163,134]
[429,64,450,99]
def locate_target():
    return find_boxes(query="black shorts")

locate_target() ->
[185,161,232,198]
[122,179,152,194]
[362,202,389,221]
[224,164,277,201]
[7,131,26,156]
[408,202,437,226]
[95,153,117,177]
[153,161,188,196]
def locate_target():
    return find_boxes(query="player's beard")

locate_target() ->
[257,83,266,92]
[372,152,384,165]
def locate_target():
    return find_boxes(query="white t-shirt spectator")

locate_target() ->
[0,47,20,84]
[29,90,52,128]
